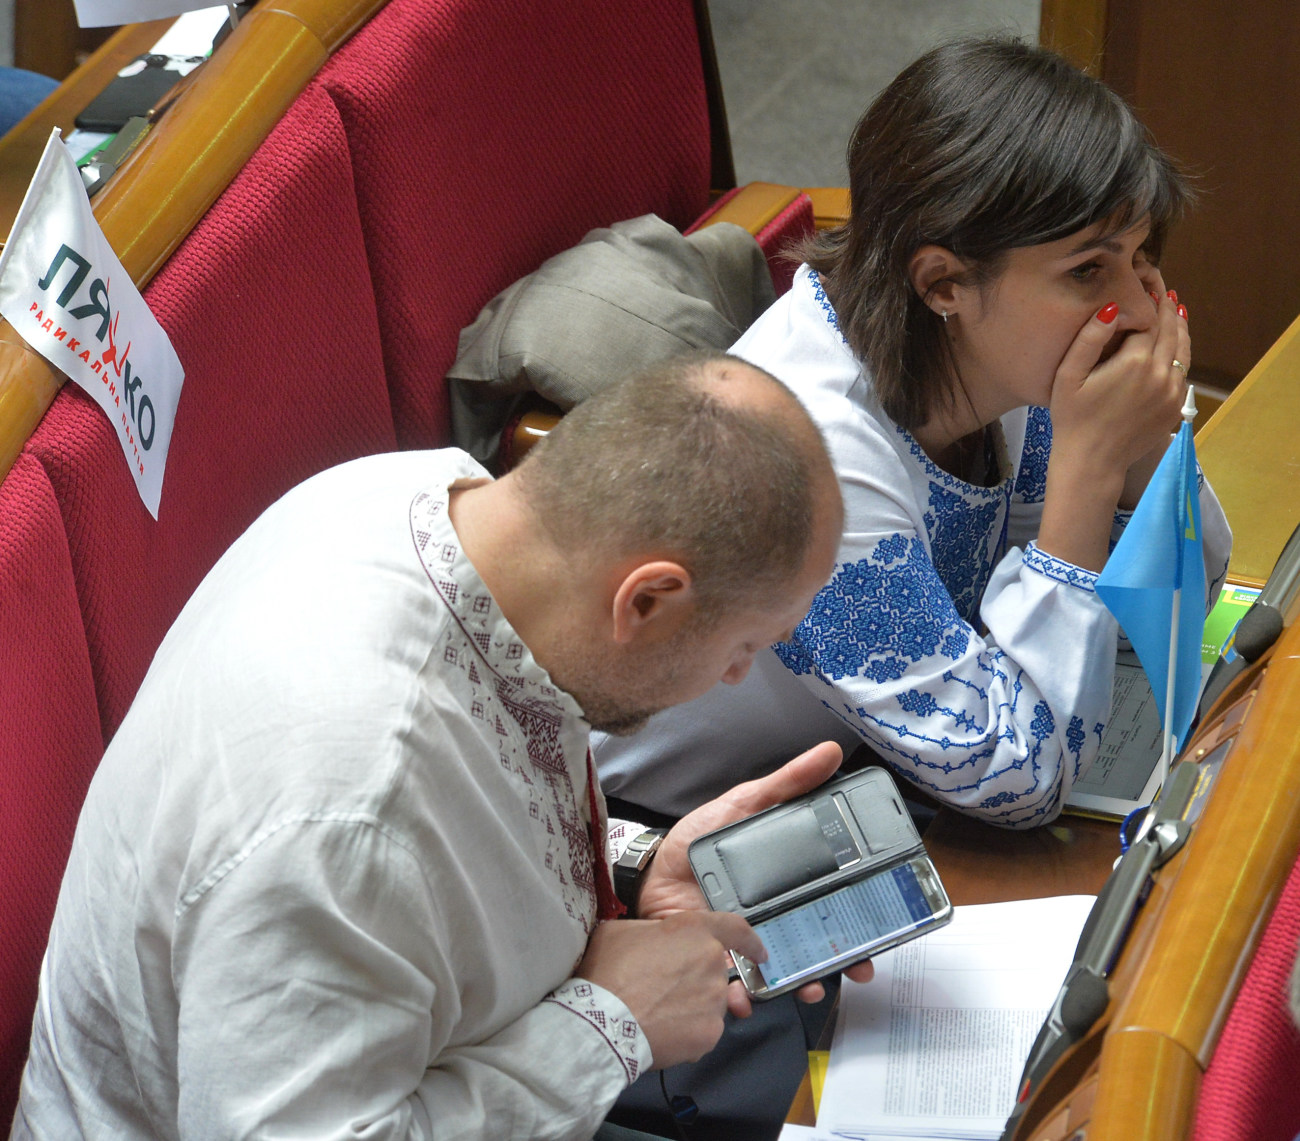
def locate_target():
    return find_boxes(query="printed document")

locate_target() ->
[816,895,1094,1140]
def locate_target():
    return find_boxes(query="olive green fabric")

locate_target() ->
[446,213,775,465]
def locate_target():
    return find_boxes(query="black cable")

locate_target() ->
[658,1071,697,1141]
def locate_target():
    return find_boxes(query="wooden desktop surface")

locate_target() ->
[1197,308,1300,586]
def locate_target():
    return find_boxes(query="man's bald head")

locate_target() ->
[515,352,841,617]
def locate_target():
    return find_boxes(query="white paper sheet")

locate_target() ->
[74,0,232,28]
[817,895,1095,1141]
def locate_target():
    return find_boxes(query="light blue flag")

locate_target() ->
[1096,422,1205,751]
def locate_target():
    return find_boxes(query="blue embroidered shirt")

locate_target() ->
[595,267,1232,827]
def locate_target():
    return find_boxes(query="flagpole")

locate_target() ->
[1155,384,1199,801]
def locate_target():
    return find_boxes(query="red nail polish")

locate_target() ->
[1167,289,1178,303]
[1178,304,1188,320]
[1098,302,1119,324]
[1149,291,1159,303]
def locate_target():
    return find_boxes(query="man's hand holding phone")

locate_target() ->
[575,911,765,1069]
[636,741,876,1013]
[671,751,950,1002]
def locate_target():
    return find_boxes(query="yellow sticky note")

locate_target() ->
[808,1050,830,1113]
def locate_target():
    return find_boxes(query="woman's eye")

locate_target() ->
[1069,262,1101,282]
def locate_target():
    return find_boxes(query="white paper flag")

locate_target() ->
[73,0,231,28]
[0,129,184,518]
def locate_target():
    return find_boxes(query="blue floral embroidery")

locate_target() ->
[891,426,1011,624]
[1030,700,1055,741]
[1065,715,1086,780]
[896,687,982,733]
[924,482,1005,624]
[1013,407,1052,503]
[805,268,842,335]
[897,425,990,496]
[973,700,1055,811]
[1023,542,1098,593]
[896,690,939,717]
[1066,715,1085,757]
[774,535,969,684]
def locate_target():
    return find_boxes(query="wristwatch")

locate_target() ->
[613,827,668,916]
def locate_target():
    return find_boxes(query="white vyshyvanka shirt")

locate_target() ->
[597,266,1232,827]
[15,450,649,1141]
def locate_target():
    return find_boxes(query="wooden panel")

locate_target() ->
[700,180,801,234]
[1108,646,1300,1065]
[12,0,114,81]
[1102,0,1300,390]
[804,186,849,230]
[1038,0,1109,74]
[1015,622,1300,1139]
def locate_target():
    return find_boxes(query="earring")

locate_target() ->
[941,309,949,324]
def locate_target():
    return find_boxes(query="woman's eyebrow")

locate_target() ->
[1067,223,1152,258]
[1066,235,1123,257]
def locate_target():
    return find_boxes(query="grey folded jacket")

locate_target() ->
[446,213,777,464]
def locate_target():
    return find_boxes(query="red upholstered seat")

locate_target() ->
[1193,853,1300,1141]
[0,454,104,1123]
[25,83,397,742]
[313,0,714,448]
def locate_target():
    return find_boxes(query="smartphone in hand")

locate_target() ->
[689,767,951,999]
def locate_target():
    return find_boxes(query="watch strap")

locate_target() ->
[612,827,668,917]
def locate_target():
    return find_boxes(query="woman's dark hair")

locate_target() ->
[804,37,1192,430]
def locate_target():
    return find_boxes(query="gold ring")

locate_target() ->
[1171,359,1188,377]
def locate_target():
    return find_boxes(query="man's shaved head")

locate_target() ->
[515,352,841,617]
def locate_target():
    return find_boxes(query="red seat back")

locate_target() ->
[0,454,104,1123]
[25,83,397,741]
[1193,853,1300,1141]
[313,0,713,447]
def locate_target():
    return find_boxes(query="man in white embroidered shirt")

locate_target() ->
[12,352,862,1141]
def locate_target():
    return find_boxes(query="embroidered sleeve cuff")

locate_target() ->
[545,977,651,1086]
[1023,542,1099,593]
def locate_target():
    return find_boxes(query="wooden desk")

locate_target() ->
[1198,309,1300,585]
[0,22,172,241]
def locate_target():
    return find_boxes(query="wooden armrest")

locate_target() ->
[501,403,562,469]
[804,187,850,230]
[696,181,849,237]
[696,181,802,235]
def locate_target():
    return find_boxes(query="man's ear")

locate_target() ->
[610,561,694,645]
[909,245,970,318]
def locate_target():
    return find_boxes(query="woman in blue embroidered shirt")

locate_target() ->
[594,37,1231,828]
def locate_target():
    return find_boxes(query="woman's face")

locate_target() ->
[949,217,1164,418]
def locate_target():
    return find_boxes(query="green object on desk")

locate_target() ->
[1202,583,1262,664]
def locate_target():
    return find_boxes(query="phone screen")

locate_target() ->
[752,858,939,988]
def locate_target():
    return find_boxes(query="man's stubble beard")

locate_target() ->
[544,630,694,738]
